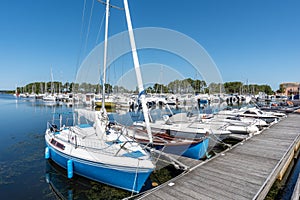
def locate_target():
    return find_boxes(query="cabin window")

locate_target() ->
[50,139,65,150]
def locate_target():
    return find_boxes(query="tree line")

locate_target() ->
[16,81,127,94]
[145,80,273,95]
[15,79,275,95]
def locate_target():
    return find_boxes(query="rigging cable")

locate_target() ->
[95,11,106,45]
[97,0,124,10]
[74,0,87,87]
[83,0,95,57]
[80,0,87,40]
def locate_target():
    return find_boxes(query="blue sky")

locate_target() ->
[0,0,299,91]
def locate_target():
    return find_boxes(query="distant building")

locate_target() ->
[280,82,300,96]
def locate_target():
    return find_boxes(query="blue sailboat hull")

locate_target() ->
[45,143,153,193]
[155,137,210,160]
[182,137,209,159]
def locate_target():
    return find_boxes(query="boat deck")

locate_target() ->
[136,114,300,200]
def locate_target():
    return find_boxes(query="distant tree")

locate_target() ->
[70,83,79,93]
[193,80,207,94]
[113,85,128,93]
[157,83,169,93]
[168,80,181,93]
[146,86,153,93]
[208,82,223,94]
[276,84,285,94]
[258,85,273,95]
[104,83,113,94]
[224,82,243,94]
[134,86,139,94]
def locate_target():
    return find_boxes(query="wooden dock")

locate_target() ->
[136,114,300,200]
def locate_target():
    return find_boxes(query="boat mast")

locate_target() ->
[124,0,153,144]
[102,0,110,111]
[50,68,54,94]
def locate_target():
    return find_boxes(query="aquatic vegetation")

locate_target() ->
[0,162,14,185]
[0,132,45,186]
[84,182,131,200]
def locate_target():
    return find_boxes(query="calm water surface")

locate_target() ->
[0,94,134,199]
[0,94,182,199]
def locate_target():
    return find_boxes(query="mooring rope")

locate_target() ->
[209,130,231,148]
[131,159,140,196]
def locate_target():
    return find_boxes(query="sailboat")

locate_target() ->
[126,125,210,160]
[94,94,116,109]
[127,98,211,160]
[43,69,57,102]
[45,0,155,193]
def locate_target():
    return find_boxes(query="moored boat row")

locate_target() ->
[40,0,294,195]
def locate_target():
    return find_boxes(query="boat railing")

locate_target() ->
[114,141,132,156]
[67,126,143,156]
[48,112,74,130]
[47,122,60,133]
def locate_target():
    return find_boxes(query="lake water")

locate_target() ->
[0,94,182,199]
[0,94,133,199]
[0,93,299,199]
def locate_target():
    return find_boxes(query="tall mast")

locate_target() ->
[124,0,153,144]
[102,0,110,110]
[51,68,54,94]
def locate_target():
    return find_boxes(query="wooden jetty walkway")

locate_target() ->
[137,114,300,200]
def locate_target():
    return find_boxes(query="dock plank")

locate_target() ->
[200,160,266,186]
[210,158,271,177]
[222,152,278,171]
[189,169,256,199]
[141,188,177,200]
[185,177,249,200]
[247,137,292,146]
[199,166,261,194]
[234,146,288,160]
[140,193,163,200]
[170,182,214,200]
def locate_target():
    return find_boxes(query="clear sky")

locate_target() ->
[0,0,299,91]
